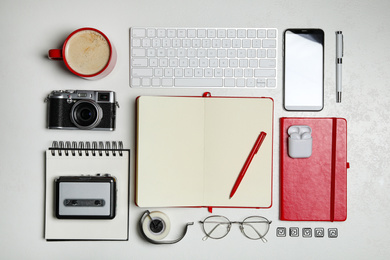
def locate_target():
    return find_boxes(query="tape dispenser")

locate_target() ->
[139,210,193,244]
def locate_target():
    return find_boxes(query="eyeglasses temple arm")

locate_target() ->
[241,222,269,243]
[201,223,222,241]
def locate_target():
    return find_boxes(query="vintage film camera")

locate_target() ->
[55,175,116,219]
[46,90,118,130]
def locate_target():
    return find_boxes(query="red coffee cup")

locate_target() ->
[48,28,117,80]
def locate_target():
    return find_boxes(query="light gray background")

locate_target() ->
[0,0,389,259]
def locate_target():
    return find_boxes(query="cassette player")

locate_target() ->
[55,175,116,219]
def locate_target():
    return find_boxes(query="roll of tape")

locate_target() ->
[141,211,171,241]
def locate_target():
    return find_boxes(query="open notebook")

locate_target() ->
[136,94,273,209]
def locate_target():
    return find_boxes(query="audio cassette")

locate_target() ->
[55,175,116,219]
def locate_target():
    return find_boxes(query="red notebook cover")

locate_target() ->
[280,117,349,221]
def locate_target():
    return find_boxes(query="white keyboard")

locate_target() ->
[130,28,278,88]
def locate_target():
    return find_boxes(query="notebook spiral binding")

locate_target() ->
[50,141,124,157]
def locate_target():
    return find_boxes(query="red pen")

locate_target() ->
[229,131,267,199]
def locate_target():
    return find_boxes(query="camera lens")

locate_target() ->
[80,109,92,120]
[70,100,103,130]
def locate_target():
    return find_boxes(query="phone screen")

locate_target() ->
[283,29,324,111]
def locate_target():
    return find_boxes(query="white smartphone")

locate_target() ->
[283,29,324,111]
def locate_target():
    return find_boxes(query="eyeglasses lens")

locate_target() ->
[241,216,270,240]
[203,216,230,239]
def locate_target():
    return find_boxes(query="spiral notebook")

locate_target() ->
[44,141,130,241]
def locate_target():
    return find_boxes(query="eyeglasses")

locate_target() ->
[199,215,272,242]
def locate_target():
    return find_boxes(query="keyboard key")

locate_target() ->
[152,39,161,47]
[263,39,276,48]
[247,78,255,87]
[258,49,266,58]
[267,29,277,38]
[267,49,276,58]
[187,29,196,38]
[247,29,256,38]
[227,29,236,38]
[234,68,243,77]
[237,29,246,38]
[267,79,276,88]
[149,58,158,66]
[193,39,201,47]
[184,68,193,77]
[174,68,183,77]
[169,58,178,67]
[132,28,145,37]
[222,39,231,48]
[232,39,241,48]
[147,29,156,37]
[164,68,173,77]
[194,68,203,77]
[175,78,223,87]
[252,39,261,48]
[225,78,235,87]
[142,78,151,86]
[259,59,276,68]
[244,69,253,77]
[132,39,141,47]
[177,29,186,37]
[167,29,176,37]
[214,68,223,77]
[132,78,141,86]
[237,78,245,87]
[224,68,233,77]
[132,49,146,57]
[154,68,163,77]
[257,29,266,38]
[256,79,266,87]
[133,58,148,67]
[204,69,213,77]
[229,59,238,67]
[239,59,248,67]
[197,29,206,38]
[162,78,173,86]
[157,29,166,37]
[242,39,251,48]
[254,69,276,77]
[147,49,156,57]
[207,29,216,38]
[133,69,153,77]
[152,78,160,86]
[217,29,226,38]
[249,59,258,68]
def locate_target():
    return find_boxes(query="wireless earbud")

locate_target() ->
[290,133,301,140]
[301,132,312,140]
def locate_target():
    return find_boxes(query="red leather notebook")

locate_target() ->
[280,117,349,221]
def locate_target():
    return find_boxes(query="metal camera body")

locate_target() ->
[47,90,117,130]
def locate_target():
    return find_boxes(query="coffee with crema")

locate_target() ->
[65,30,111,75]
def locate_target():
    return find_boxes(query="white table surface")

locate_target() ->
[1,0,389,259]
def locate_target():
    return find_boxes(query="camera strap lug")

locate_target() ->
[115,101,120,108]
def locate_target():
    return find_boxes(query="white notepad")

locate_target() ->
[45,141,130,240]
[136,95,273,209]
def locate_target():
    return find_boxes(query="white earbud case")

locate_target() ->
[288,125,312,158]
